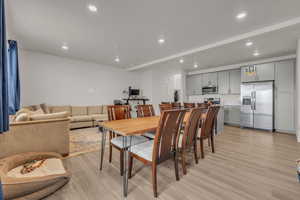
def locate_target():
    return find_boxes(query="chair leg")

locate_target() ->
[128,155,133,179]
[181,150,187,175]
[208,138,211,147]
[194,141,199,164]
[200,138,204,159]
[211,135,215,153]
[109,144,112,163]
[174,152,180,181]
[120,151,124,176]
[152,164,158,198]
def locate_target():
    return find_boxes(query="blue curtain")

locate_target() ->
[0,180,3,200]
[0,0,9,133]
[8,40,20,115]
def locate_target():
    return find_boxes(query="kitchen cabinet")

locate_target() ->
[202,72,217,87]
[275,60,295,133]
[218,71,230,94]
[224,105,240,126]
[186,74,202,96]
[241,63,275,82]
[229,69,241,94]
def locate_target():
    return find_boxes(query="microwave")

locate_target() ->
[202,86,218,95]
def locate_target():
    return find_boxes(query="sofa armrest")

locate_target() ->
[0,119,70,159]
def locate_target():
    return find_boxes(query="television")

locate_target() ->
[129,89,140,96]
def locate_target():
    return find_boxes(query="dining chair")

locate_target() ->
[183,102,195,109]
[128,109,186,197]
[136,104,156,139]
[199,106,218,159]
[178,108,203,175]
[159,103,172,112]
[197,103,209,109]
[171,102,181,109]
[107,105,149,175]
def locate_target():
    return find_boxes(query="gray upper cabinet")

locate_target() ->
[186,74,202,96]
[218,71,230,94]
[229,69,241,94]
[275,60,295,133]
[255,63,275,81]
[241,63,275,82]
[202,72,217,87]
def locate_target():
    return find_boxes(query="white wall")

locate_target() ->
[296,39,300,142]
[19,50,139,106]
[137,63,186,113]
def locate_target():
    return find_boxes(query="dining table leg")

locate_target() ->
[122,135,133,199]
[99,127,107,171]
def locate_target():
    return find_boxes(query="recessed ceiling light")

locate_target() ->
[246,41,253,47]
[253,51,260,56]
[88,4,98,12]
[114,56,120,63]
[61,44,69,50]
[158,38,165,44]
[179,59,184,63]
[236,12,247,19]
[194,63,198,68]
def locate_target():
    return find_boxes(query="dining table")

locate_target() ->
[98,110,207,199]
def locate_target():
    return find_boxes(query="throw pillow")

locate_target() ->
[40,103,50,114]
[15,113,29,122]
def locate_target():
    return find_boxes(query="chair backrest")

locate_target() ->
[171,102,181,109]
[181,108,203,149]
[137,104,155,117]
[200,106,216,138]
[152,109,186,163]
[107,105,131,121]
[183,103,195,109]
[159,103,172,112]
[197,103,209,109]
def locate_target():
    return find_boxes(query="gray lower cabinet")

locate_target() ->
[218,71,230,94]
[224,105,240,126]
[229,69,241,94]
[275,60,295,133]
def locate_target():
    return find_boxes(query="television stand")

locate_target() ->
[122,98,150,105]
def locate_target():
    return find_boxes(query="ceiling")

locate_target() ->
[6,0,300,70]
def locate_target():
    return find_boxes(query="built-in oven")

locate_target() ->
[202,86,218,95]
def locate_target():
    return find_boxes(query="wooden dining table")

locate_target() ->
[98,110,206,199]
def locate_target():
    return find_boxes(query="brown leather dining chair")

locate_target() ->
[107,105,149,175]
[136,104,156,139]
[198,106,218,158]
[183,102,195,109]
[128,109,186,197]
[178,108,203,175]
[159,103,172,112]
[197,103,209,109]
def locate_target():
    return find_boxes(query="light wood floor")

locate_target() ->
[46,126,300,200]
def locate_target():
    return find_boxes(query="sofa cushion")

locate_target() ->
[90,114,108,121]
[71,106,87,116]
[7,158,66,178]
[102,106,108,114]
[70,115,92,122]
[30,112,69,121]
[87,106,102,115]
[50,106,71,116]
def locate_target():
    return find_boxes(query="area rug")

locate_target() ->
[69,127,101,157]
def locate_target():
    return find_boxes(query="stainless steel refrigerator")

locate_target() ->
[240,81,274,131]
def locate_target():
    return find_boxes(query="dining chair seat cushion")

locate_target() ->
[143,131,156,139]
[111,135,149,149]
[129,140,154,161]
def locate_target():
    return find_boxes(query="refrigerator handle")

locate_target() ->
[253,91,256,110]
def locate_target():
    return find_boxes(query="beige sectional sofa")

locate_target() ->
[49,105,108,129]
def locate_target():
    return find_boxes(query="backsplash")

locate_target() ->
[188,94,240,106]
